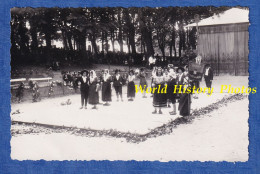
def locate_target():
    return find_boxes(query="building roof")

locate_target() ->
[186,8,249,27]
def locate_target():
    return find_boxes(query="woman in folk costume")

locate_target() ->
[88,70,100,109]
[113,69,124,102]
[32,81,41,102]
[176,67,184,101]
[178,72,191,117]
[189,64,200,99]
[127,69,136,101]
[183,65,189,76]
[77,70,90,109]
[152,67,167,114]
[163,68,171,107]
[167,68,177,115]
[99,69,104,83]
[150,66,157,98]
[101,69,112,106]
[137,68,148,98]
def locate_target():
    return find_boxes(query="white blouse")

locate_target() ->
[103,74,111,82]
[128,75,135,82]
[82,76,87,83]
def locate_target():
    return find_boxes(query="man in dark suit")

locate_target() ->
[204,64,213,94]
[77,70,90,109]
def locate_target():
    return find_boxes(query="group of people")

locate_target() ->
[14,62,213,118]
[151,63,213,116]
[148,54,169,70]
[151,65,190,116]
[62,71,81,89]
[76,66,188,115]
[77,68,138,109]
[76,64,213,117]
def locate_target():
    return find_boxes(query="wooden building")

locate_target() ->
[187,8,249,76]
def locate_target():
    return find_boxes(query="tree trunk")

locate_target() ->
[80,35,86,51]
[169,45,172,58]
[117,9,123,52]
[174,45,177,58]
[105,32,109,53]
[141,26,154,57]
[45,32,52,49]
[90,34,98,55]
[127,36,131,54]
[170,29,176,58]
[30,21,38,50]
[44,31,52,63]
[160,46,165,59]
[179,30,182,58]
[143,43,146,55]
[101,32,104,53]
[129,30,136,54]
[18,21,29,54]
[123,9,136,54]
[90,10,98,57]
[110,13,115,53]
[67,32,73,50]
[62,30,68,50]
[138,9,154,56]
[111,31,115,52]
[157,28,166,59]
[73,38,76,50]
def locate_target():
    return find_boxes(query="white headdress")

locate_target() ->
[90,70,97,83]
[104,69,111,81]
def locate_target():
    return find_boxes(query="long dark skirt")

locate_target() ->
[167,80,177,104]
[89,84,99,105]
[175,84,182,101]
[153,84,167,107]
[191,80,200,89]
[178,93,191,116]
[102,82,112,102]
[205,78,212,88]
[127,81,136,98]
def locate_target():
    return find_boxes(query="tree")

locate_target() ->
[123,8,136,54]
[10,6,231,65]
[137,8,154,57]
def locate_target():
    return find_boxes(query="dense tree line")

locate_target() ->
[11,7,230,65]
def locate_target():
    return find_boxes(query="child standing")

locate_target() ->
[32,81,40,102]
[113,69,124,102]
[137,68,148,98]
[77,70,89,109]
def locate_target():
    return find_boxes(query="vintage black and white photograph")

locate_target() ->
[10,6,249,161]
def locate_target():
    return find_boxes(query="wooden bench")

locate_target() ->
[28,77,53,82]
[28,77,53,87]
[11,77,53,89]
[10,78,26,89]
